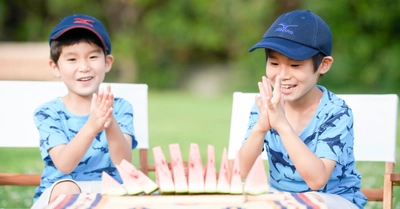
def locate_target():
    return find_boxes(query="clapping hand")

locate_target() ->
[89,85,114,132]
[255,76,286,131]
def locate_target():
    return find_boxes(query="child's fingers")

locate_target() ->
[271,76,281,104]
[97,88,105,106]
[91,93,97,111]
[103,107,113,128]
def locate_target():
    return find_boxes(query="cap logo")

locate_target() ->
[275,23,298,34]
[73,18,94,27]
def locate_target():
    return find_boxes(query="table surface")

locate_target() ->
[45,192,328,209]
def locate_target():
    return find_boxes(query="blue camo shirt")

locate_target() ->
[33,97,137,202]
[244,85,367,208]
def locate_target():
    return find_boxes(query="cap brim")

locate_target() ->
[248,37,319,60]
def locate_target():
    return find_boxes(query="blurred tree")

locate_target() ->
[0,0,399,93]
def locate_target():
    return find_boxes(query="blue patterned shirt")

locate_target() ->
[244,85,367,208]
[33,97,136,202]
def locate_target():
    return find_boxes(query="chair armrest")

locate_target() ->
[390,173,400,186]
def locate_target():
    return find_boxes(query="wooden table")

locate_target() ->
[46,192,328,209]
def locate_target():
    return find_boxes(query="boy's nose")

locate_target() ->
[79,62,90,72]
[279,66,291,80]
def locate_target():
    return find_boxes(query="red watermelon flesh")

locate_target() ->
[101,171,127,196]
[216,148,231,193]
[116,164,143,195]
[244,155,269,195]
[153,146,175,194]
[188,143,204,194]
[230,151,243,194]
[119,159,158,194]
[169,143,188,194]
[204,144,217,193]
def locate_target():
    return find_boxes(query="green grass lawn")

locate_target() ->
[0,90,399,208]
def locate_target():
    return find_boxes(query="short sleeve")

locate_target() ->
[314,107,354,163]
[33,104,68,161]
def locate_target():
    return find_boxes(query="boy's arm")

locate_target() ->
[48,123,101,174]
[239,81,272,178]
[104,115,132,166]
[239,122,267,178]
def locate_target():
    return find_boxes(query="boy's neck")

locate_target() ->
[61,93,92,115]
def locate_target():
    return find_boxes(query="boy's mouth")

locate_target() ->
[77,77,93,81]
[281,84,297,89]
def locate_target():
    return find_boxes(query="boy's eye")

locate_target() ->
[67,58,76,61]
[270,62,278,66]
[291,64,300,67]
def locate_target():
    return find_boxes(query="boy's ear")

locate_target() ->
[318,56,334,74]
[49,60,61,78]
[105,55,114,73]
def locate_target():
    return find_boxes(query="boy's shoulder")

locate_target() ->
[34,97,63,114]
[318,85,349,113]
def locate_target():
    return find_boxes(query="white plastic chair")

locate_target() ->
[227,92,400,209]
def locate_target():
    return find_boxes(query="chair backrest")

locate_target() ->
[227,92,398,164]
[227,92,399,206]
[0,80,151,185]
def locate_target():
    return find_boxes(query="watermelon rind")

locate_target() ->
[169,144,189,194]
[243,155,269,195]
[204,144,217,193]
[101,171,127,196]
[188,143,205,194]
[116,165,143,195]
[119,159,158,195]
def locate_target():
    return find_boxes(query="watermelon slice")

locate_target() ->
[216,147,231,193]
[101,171,127,196]
[204,144,217,193]
[230,151,243,194]
[116,164,143,195]
[169,143,188,194]
[119,159,158,194]
[153,146,175,194]
[188,143,205,194]
[244,155,269,195]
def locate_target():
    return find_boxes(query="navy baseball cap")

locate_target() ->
[249,10,332,60]
[49,14,111,54]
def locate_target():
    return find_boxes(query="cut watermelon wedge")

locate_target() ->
[244,155,269,195]
[153,146,175,194]
[188,143,205,194]
[101,171,127,196]
[169,143,188,194]
[119,159,158,194]
[216,148,231,193]
[116,164,143,195]
[204,144,217,193]
[230,151,243,194]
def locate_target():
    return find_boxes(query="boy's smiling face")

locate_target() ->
[265,50,331,103]
[50,41,113,98]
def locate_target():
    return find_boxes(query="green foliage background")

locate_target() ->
[1,0,399,93]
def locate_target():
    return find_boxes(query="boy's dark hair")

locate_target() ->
[266,49,326,75]
[50,29,106,64]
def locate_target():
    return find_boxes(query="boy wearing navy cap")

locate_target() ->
[239,10,367,209]
[31,14,136,208]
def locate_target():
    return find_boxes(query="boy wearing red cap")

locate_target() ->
[31,14,136,208]
[239,10,367,209]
